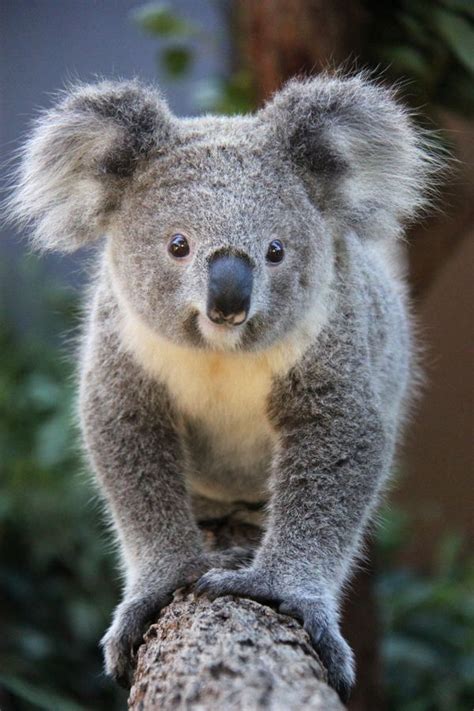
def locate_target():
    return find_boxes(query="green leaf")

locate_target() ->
[195,71,256,115]
[384,45,432,80]
[24,373,61,410]
[398,11,434,49]
[439,0,474,18]
[383,635,443,670]
[132,3,196,37]
[35,413,71,468]
[0,674,85,711]
[161,46,193,77]
[432,8,474,72]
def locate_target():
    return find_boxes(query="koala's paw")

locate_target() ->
[102,550,252,687]
[195,567,355,703]
[280,598,355,703]
[101,589,172,688]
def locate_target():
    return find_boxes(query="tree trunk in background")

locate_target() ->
[407,111,474,299]
[236,0,368,105]
[128,522,344,710]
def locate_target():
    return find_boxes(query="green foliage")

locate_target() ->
[161,45,193,78]
[0,261,124,710]
[132,2,255,113]
[1,4,471,706]
[132,2,198,79]
[132,2,197,38]
[376,511,474,710]
[366,0,474,116]
[133,2,199,81]
[194,70,256,115]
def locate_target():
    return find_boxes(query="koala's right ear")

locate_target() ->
[6,80,174,252]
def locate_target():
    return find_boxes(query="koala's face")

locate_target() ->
[12,77,430,352]
[108,120,334,351]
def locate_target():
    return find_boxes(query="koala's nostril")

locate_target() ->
[231,310,248,325]
[207,253,253,327]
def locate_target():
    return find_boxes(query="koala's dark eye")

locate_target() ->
[266,239,285,264]
[168,234,190,259]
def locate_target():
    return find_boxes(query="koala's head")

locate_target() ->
[8,75,434,351]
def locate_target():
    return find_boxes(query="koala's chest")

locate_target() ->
[154,348,279,502]
[120,313,311,503]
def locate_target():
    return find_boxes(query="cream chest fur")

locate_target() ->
[119,303,329,503]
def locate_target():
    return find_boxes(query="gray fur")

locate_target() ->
[7,80,173,251]
[7,74,437,701]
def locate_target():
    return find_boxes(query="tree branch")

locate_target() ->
[128,520,345,710]
[129,591,344,710]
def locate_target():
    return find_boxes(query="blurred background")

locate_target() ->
[0,2,473,710]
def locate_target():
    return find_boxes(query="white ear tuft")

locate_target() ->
[262,73,444,240]
[6,80,174,252]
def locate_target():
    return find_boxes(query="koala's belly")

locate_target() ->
[183,401,275,504]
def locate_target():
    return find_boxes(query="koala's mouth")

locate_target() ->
[182,308,268,353]
[196,311,244,351]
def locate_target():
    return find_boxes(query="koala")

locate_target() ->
[8,73,436,702]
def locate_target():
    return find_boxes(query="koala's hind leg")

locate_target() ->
[191,492,265,566]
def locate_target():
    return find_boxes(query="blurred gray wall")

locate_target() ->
[0,0,229,309]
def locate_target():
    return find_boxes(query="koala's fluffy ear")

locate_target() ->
[262,74,438,240]
[7,80,173,252]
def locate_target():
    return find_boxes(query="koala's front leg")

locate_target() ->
[197,348,390,701]
[80,301,245,686]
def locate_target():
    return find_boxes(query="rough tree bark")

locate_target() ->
[129,592,344,710]
[128,521,345,710]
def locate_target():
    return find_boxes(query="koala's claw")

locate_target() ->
[101,590,172,687]
[309,624,355,702]
[195,566,355,703]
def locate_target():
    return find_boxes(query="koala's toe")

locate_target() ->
[278,600,324,644]
[309,623,355,703]
[278,596,354,702]
[102,592,171,687]
[101,626,135,688]
[194,568,239,599]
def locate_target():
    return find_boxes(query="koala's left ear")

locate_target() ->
[6,80,174,252]
[261,74,438,240]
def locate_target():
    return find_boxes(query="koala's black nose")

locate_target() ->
[207,253,253,326]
